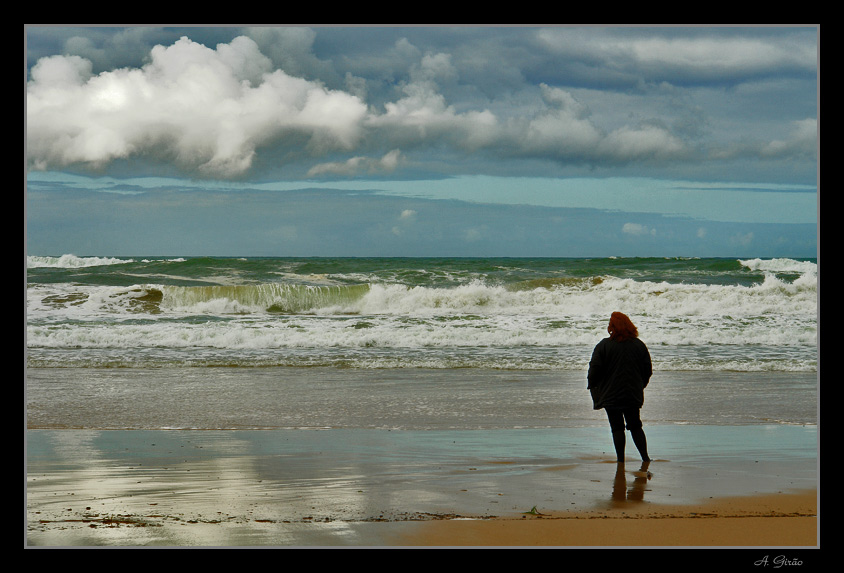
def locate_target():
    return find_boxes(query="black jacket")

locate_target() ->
[587,336,652,410]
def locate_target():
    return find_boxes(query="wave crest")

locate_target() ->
[27,254,134,269]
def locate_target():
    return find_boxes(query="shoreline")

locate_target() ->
[26,427,818,548]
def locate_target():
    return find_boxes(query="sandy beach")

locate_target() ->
[397,490,818,548]
[26,425,818,549]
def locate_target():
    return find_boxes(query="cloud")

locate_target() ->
[463,226,487,242]
[24,35,504,177]
[391,208,418,236]
[25,28,818,183]
[622,222,656,236]
[26,35,368,178]
[306,150,403,177]
[710,118,817,162]
[533,28,817,86]
[519,84,603,157]
[364,57,500,150]
[730,231,755,248]
[760,118,818,158]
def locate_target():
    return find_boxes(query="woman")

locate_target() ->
[587,312,652,463]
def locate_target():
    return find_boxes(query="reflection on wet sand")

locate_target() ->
[611,461,652,506]
[27,427,817,546]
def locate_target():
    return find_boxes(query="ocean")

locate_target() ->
[25,255,818,430]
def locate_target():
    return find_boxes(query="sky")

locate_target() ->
[25,25,819,258]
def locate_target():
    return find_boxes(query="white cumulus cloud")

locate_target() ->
[26,36,368,178]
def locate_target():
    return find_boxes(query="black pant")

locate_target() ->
[605,407,649,462]
[605,407,643,433]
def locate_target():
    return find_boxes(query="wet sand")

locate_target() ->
[397,490,818,547]
[26,425,817,548]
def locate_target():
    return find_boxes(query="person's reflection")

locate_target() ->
[611,461,652,505]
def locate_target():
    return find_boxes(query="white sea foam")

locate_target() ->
[738,257,817,275]
[27,254,133,269]
[26,256,818,371]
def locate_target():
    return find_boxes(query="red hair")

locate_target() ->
[608,311,638,341]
